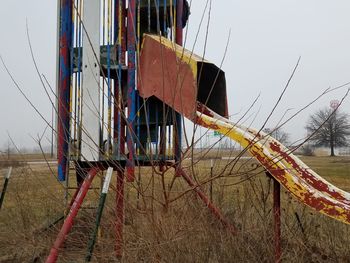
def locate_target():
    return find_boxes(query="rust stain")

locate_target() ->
[198,112,350,224]
[197,102,215,118]
[269,141,347,203]
[195,115,219,130]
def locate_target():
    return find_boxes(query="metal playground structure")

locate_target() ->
[48,0,350,262]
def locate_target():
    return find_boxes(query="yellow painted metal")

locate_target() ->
[196,111,350,225]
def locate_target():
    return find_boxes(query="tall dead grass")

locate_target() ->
[1,153,350,262]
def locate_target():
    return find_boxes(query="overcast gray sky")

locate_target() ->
[1,0,350,150]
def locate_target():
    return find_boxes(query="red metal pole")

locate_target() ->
[273,177,281,263]
[179,168,236,234]
[45,167,100,263]
[115,169,125,258]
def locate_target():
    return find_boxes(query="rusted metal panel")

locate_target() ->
[139,35,197,120]
[195,106,350,225]
[139,34,228,121]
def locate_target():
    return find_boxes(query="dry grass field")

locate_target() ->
[0,152,349,262]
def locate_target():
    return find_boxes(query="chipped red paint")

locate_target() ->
[269,141,348,203]
[197,102,215,118]
[241,136,350,223]
[247,128,263,139]
[139,35,198,121]
[195,116,220,130]
[251,150,288,184]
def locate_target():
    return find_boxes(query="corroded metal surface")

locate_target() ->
[57,0,72,181]
[139,32,350,224]
[196,107,350,225]
[139,34,228,120]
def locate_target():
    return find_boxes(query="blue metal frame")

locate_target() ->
[57,0,73,181]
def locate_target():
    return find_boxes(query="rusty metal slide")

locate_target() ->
[196,108,350,225]
[139,34,350,225]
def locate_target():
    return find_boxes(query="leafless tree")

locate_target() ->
[306,107,350,156]
[263,127,290,145]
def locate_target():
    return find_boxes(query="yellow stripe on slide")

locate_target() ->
[196,112,350,225]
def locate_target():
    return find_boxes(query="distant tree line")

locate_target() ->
[263,106,350,157]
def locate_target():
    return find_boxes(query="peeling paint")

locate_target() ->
[195,111,350,225]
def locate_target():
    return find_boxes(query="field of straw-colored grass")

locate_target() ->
[0,153,349,262]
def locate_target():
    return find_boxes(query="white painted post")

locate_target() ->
[81,0,101,161]
[102,167,113,194]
